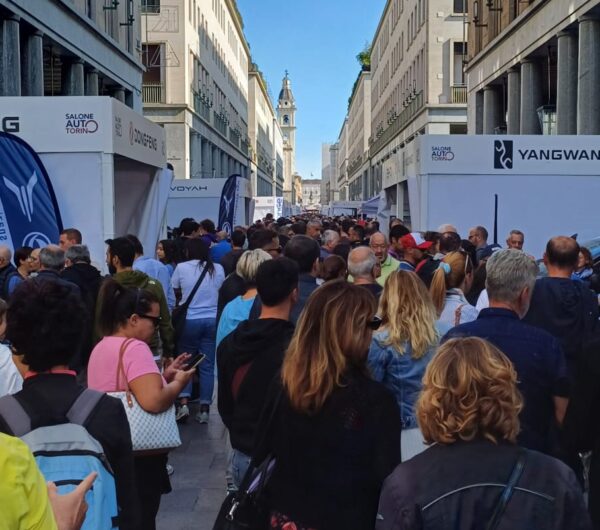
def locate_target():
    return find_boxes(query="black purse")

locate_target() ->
[172,264,209,343]
[213,387,283,530]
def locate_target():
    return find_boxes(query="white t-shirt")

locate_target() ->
[0,343,23,397]
[171,260,225,319]
[476,289,490,311]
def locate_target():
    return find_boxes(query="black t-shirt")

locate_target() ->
[357,282,383,300]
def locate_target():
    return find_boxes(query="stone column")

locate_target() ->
[520,59,542,134]
[556,31,578,134]
[64,59,85,96]
[222,152,228,178]
[475,90,484,134]
[577,16,600,134]
[482,86,501,134]
[506,68,521,134]
[85,69,99,96]
[212,146,220,178]
[202,139,210,178]
[2,15,21,96]
[113,88,125,103]
[22,30,43,96]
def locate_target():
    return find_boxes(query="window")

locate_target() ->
[141,0,160,14]
[453,0,467,13]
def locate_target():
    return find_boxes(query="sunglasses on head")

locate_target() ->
[367,316,382,330]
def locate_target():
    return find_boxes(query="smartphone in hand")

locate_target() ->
[186,353,206,370]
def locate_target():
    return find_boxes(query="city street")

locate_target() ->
[157,406,228,530]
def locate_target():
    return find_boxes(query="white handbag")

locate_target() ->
[108,338,181,452]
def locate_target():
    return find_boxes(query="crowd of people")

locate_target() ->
[0,213,599,529]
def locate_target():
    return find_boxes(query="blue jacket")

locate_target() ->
[368,327,441,428]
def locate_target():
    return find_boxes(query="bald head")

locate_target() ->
[348,246,378,282]
[369,231,388,263]
[0,245,11,269]
[545,236,579,271]
[437,223,458,234]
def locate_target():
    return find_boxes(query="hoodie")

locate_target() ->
[94,270,174,358]
[217,318,294,454]
[524,277,599,372]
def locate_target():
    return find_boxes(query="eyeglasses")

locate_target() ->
[367,316,382,330]
[137,314,162,327]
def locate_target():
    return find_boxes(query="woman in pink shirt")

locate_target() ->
[88,279,194,530]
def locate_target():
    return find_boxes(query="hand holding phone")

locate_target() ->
[186,353,206,370]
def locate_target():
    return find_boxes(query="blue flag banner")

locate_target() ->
[0,132,63,250]
[218,174,240,234]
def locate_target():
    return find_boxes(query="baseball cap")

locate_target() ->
[400,233,433,250]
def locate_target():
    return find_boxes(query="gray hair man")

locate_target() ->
[306,220,322,241]
[0,245,16,297]
[444,249,569,453]
[39,245,66,272]
[65,244,92,267]
[320,230,340,260]
[347,246,382,299]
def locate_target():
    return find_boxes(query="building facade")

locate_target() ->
[276,72,297,203]
[248,67,284,197]
[332,0,468,216]
[347,70,372,201]
[369,0,468,211]
[301,178,321,209]
[466,0,600,135]
[0,0,143,108]
[141,0,250,180]
[336,118,349,200]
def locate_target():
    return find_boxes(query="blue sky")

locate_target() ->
[237,0,386,180]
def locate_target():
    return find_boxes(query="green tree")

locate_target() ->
[356,42,371,70]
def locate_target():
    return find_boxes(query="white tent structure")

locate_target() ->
[1,96,169,266]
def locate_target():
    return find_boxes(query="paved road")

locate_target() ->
[157,405,228,530]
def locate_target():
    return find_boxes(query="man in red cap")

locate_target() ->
[398,233,432,272]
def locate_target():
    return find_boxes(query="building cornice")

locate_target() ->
[371,0,393,49]
[249,69,276,117]
[226,0,251,58]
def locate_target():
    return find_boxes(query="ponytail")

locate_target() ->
[98,279,159,336]
[429,265,448,316]
[429,252,471,316]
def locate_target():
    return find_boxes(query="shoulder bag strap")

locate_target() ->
[177,263,210,310]
[0,394,31,437]
[116,338,136,406]
[66,389,105,426]
[486,449,527,530]
[454,303,466,327]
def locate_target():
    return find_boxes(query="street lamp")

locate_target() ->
[537,105,556,135]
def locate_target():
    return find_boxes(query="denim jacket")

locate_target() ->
[368,326,442,429]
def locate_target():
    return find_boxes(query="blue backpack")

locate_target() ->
[0,389,119,529]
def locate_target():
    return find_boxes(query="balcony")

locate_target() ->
[190,87,212,122]
[369,91,424,156]
[214,111,228,137]
[142,83,164,103]
[451,85,467,104]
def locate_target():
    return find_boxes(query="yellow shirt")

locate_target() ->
[0,432,57,530]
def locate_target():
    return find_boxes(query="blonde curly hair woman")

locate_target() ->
[376,337,590,530]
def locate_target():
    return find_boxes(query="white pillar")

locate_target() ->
[577,16,600,134]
